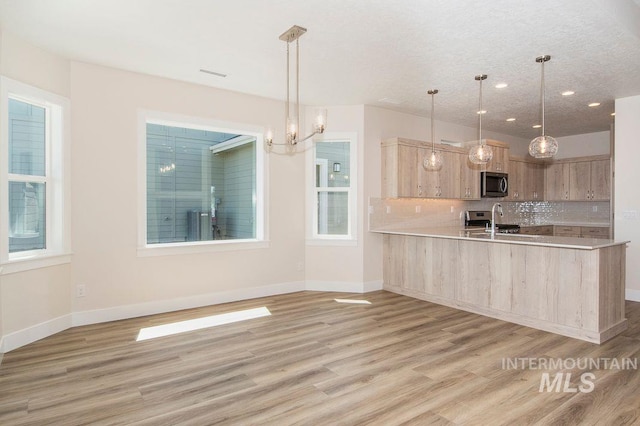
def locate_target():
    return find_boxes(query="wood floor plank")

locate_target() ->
[0,290,638,425]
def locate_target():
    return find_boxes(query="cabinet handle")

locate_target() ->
[418,184,422,196]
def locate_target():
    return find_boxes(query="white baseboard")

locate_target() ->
[304,280,383,293]
[1,314,72,353]
[626,288,640,302]
[0,279,386,354]
[72,281,305,327]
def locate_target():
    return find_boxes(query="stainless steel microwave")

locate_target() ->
[481,172,508,197]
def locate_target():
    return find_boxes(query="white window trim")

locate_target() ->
[137,109,269,256]
[306,132,358,245]
[0,76,72,270]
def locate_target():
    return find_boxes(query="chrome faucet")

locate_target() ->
[491,203,503,236]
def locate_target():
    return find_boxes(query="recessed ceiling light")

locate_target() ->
[495,83,508,89]
[477,110,487,114]
[588,102,601,107]
[561,91,575,96]
[532,124,542,129]
[506,118,516,122]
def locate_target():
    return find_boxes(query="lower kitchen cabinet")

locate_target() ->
[519,225,553,236]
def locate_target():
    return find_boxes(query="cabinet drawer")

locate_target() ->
[581,226,610,239]
[554,226,581,237]
[520,225,554,236]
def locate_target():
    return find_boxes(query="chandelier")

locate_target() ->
[265,25,326,153]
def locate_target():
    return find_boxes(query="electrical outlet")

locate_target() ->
[415,205,421,213]
[592,205,598,212]
[450,206,455,213]
[386,206,391,214]
[76,284,86,298]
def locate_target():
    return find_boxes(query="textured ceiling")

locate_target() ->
[1,0,639,139]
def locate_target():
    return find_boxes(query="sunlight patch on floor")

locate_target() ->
[334,298,372,305]
[136,306,271,341]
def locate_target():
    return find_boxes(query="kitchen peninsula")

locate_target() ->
[375,227,628,344]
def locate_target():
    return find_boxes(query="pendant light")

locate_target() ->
[423,89,443,170]
[468,74,493,165]
[529,55,558,158]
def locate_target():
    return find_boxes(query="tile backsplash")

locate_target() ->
[369,197,610,231]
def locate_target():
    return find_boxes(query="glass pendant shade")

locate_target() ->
[529,135,558,158]
[424,89,443,171]
[424,150,443,170]
[469,143,493,164]
[469,74,492,165]
[529,55,558,159]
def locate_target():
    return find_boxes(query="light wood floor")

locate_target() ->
[1,291,639,425]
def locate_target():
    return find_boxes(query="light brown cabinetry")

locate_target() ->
[519,225,553,236]
[568,158,611,201]
[525,162,545,200]
[554,225,582,237]
[507,158,544,201]
[545,162,570,201]
[484,140,510,173]
[552,225,611,239]
[382,137,481,200]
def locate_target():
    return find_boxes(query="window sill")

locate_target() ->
[0,253,73,275]
[306,239,358,247]
[137,240,270,257]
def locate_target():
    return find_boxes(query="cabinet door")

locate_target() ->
[460,153,480,199]
[438,151,461,198]
[506,160,525,200]
[397,145,421,197]
[420,150,460,198]
[545,163,570,201]
[525,162,545,200]
[569,161,591,201]
[590,159,610,200]
[486,146,509,173]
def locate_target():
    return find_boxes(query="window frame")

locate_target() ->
[307,132,358,245]
[0,76,72,272]
[137,110,269,256]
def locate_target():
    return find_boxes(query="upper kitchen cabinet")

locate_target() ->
[545,162,570,201]
[382,139,420,197]
[484,139,510,173]
[382,137,480,199]
[544,155,611,201]
[525,161,545,200]
[507,157,544,201]
[568,157,611,201]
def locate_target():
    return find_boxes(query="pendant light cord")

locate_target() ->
[478,77,483,145]
[286,41,290,137]
[296,38,300,142]
[431,92,435,152]
[541,59,545,137]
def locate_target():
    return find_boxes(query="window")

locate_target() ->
[139,112,266,253]
[310,135,356,241]
[0,77,71,267]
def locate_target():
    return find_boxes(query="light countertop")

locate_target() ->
[371,226,628,250]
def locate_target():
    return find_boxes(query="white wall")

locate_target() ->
[554,131,611,159]
[304,105,368,290]
[69,61,305,318]
[0,30,73,350]
[614,95,640,300]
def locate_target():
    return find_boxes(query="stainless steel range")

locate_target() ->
[464,210,521,234]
